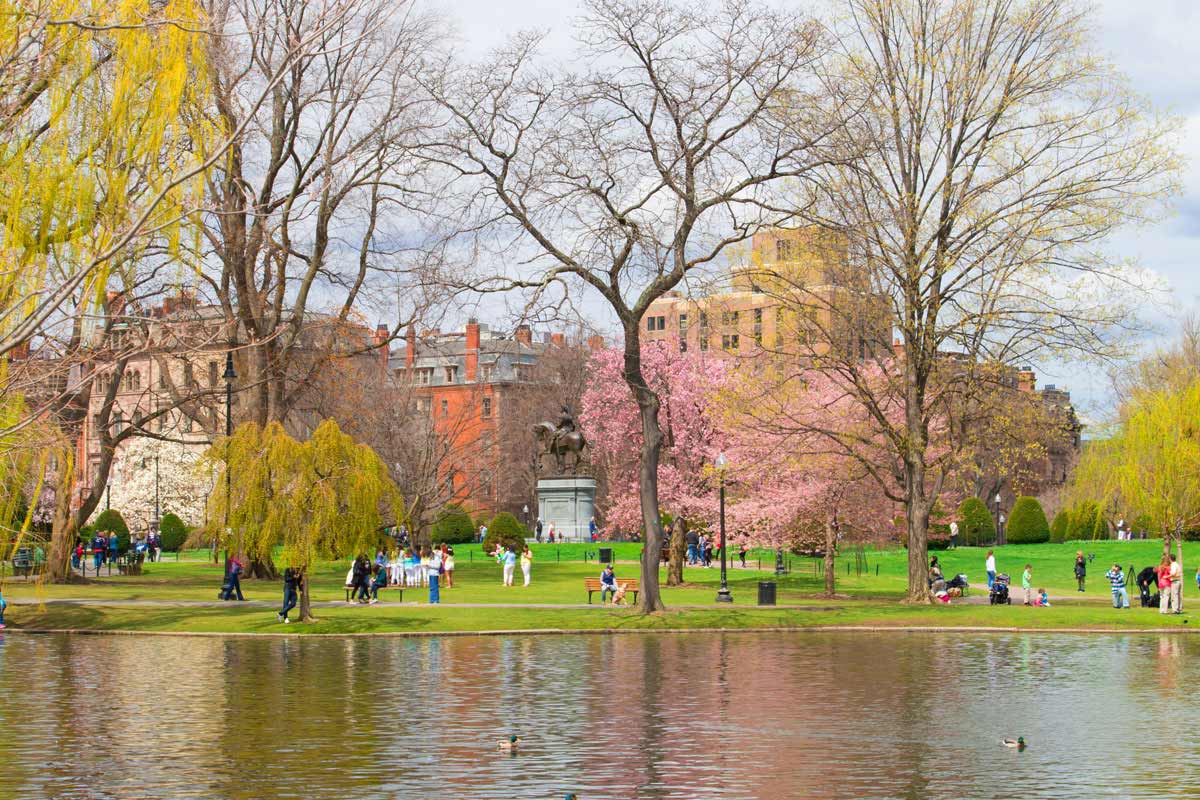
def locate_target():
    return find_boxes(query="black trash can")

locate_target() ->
[758,581,777,606]
[599,547,613,564]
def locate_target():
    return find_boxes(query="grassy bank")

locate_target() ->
[2,540,1195,635]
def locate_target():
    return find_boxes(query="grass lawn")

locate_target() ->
[2,540,1195,634]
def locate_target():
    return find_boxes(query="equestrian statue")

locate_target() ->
[533,405,587,475]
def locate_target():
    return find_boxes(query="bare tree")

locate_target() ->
[749,0,1178,601]
[426,0,833,612]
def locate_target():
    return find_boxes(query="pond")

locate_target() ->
[0,630,1197,799]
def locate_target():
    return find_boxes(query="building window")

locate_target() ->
[721,310,739,326]
[753,307,763,346]
[440,399,448,417]
[678,313,688,333]
[415,368,432,385]
[481,364,495,382]
[699,333,708,351]
[208,361,218,387]
[722,334,739,351]
[482,396,492,418]
[646,316,666,332]
[699,311,708,329]
[776,238,797,261]
[679,337,688,353]
[444,366,456,383]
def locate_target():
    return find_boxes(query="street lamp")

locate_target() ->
[154,452,160,525]
[994,492,1003,545]
[222,351,237,557]
[522,504,529,530]
[714,452,732,603]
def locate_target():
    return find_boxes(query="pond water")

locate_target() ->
[0,631,1197,799]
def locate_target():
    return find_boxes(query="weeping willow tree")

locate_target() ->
[204,420,404,622]
[1072,379,1200,560]
[0,0,216,358]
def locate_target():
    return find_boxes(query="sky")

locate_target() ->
[431,0,1200,417]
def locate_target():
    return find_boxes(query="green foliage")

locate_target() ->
[433,508,475,544]
[1006,496,1050,544]
[956,497,996,546]
[204,420,404,575]
[92,509,130,552]
[1064,501,1106,541]
[1050,511,1069,543]
[483,512,528,554]
[159,512,190,551]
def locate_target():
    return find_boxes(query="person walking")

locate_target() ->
[1021,564,1033,605]
[535,518,543,543]
[1074,551,1086,592]
[1168,553,1183,614]
[948,520,959,549]
[425,546,443,604]
[521,545,533,587]
[985,550,997,590]
[222,555,246,601]
[278,567,300,623]
[589,517,599,542]
[107,531,119,565]
[686,528,699,565]
[1105,563,1130,609]
[738,543,747,568]
[547,522,556,544]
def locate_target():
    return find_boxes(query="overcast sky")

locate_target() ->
[431,0,1200,416]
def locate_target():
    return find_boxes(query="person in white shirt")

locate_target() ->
[425,547,443,604]
[949,521,959,549]
[1169,553,1184,613]
[985,550,997,590]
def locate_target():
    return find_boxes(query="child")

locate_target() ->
[1021,564,1033,605]
[1105,564,1130,609]
[1033,589,1050,607]
[369,564,387,603]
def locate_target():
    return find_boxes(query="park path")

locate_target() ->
[4,597,838,611]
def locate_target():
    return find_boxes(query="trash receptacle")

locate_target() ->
[758,581,777,606]
[599,547,613,564]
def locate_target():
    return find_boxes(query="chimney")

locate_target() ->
[892,337,904,358]
[162,296,178,315]
[9,341,29,361]
[372,324,390,371]
[515,325,532,346]
[465,319,480,382]
[1018,366,1036,393]
[587,334,605,352]
[550,332,566,347]
[405,326,416,370]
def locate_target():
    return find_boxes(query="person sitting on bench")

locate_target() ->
[600,564,619,604]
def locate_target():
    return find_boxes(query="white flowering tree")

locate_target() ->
[94,438,213,533]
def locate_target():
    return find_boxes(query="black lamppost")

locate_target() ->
[106,482,111,511]
[715,452,732,603]
[222,351,237,551]
[154,453,160,525]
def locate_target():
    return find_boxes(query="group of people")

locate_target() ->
[347,545,457,605]
[491,544,533,586]
[73,529,165,572]
[683,528,716,566]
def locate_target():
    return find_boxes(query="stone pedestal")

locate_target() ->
[536,476,596,543]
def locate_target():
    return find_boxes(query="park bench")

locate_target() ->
[117,553,143,576]
[584,577,640,605]
[345,582,405,602]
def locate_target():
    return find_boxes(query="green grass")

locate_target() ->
[3,540,1195,635]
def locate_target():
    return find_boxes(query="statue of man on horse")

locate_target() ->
[533,405,587,474]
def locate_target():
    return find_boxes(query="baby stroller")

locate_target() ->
[989,573,1011,605]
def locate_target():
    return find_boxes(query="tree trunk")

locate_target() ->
[667,516,686,586]
[823,520,836,597]
[625,334,666,613]
[299,568,315,622]
[47,467,79,583]
[247,556,279,581]
[904,455,932,603]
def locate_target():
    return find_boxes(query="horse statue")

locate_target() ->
[532,421,587,475]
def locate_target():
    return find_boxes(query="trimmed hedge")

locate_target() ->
[1006,496,1050,544]
[158,512,190,552]
[1050,511,1069,543]
[432,508,475,545]
[483,512,528,555]
[92,509,130,552]
[956,497,996,546]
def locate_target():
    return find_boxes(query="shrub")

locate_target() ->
[1050,511,1069,543]
[956,497,995,546]
[1066,501,1098,541]
[92,509,130,552]
[158,512,190,551]
[1006,496,1050,544]
[483,512,528,554]
[432,508,475,545]
[1092,508,1110,540]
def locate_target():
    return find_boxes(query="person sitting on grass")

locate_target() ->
[600,564,619,604]
[1032,589,1050,607]
[1105,563,1130,609]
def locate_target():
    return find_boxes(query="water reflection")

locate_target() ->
[2,632,1200,799]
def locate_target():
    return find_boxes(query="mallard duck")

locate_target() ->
[1002,737,1025,749]
[497,735,522,751]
